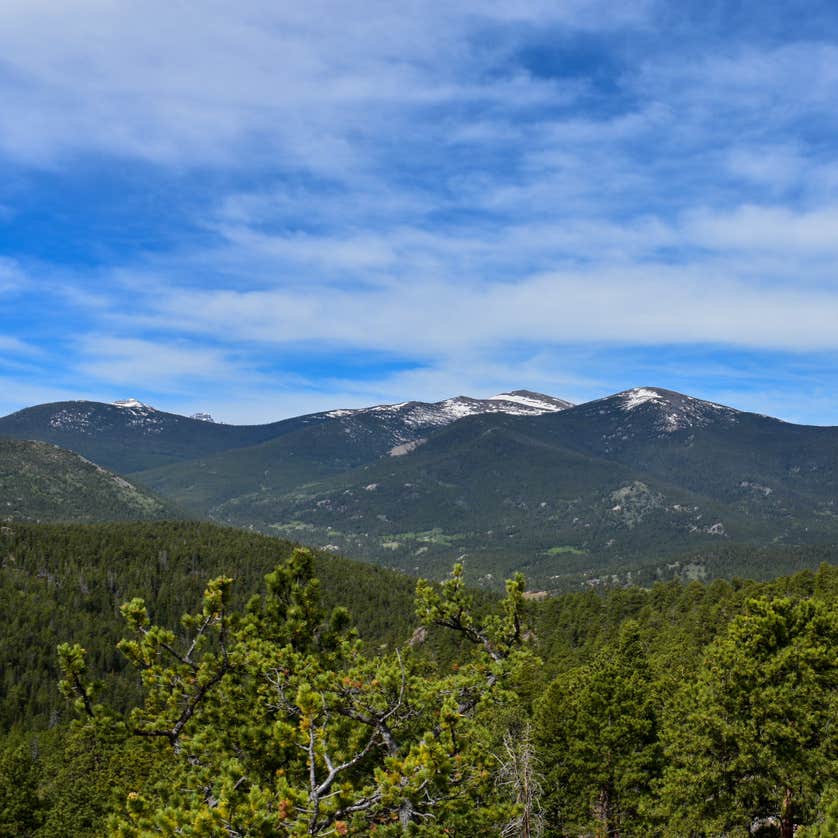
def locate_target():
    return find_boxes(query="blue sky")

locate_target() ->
[3,1,838,424]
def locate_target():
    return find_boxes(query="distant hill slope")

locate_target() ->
[130,388,838,589]
[6,387,838,590]
[0,399,328,472]
[0,438,178,523]
[0,391,571,476]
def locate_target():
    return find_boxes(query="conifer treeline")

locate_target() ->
[0,521,835,835]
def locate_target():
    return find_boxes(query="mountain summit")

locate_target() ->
[586,387,740,435]
[326,390,570,428]
[489,390,574,412]
[3,386,838,591]
[112,398,154,410]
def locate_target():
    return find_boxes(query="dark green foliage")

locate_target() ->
[0,521,420,732]
[1,515,837,835]
[0,741,43,836]
[527,567,838,837]
[800,787,838,837]
[32,721,167,838]
[0,722,168,838]
[658,596,838,836]
[534,622,661,835]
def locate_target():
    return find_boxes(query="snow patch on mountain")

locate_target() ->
[328,391,570,428]
[49,406,96,433]
[369,402,410,413]
[108,399,166,433]
[438,397,486,420]
[319,391,570,453]
[489,391,573,412]
[113,398,152,411]
[614,388,739,434]
[622,388,663,410]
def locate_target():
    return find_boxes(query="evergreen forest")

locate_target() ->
[0,521,835,836]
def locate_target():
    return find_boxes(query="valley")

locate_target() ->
[3,386,838,590]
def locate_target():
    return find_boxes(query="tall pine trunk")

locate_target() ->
[780,787,794,838]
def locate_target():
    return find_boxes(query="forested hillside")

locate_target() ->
[126,388,838,589]
[1,521,835,835]
[0,522,422,731]
[0,439,179,523]
[7,389,838,591]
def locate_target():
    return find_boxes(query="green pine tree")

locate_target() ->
[0,742,43,836]
[533,620,661,837]
[658,596,838,837]
[58,552,533,836]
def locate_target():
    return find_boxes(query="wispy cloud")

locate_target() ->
[3,2,838,422]
[0,335,39,354]
[105,259,838,355]
[0,1,627,169]
[75,336,245,390]
[0,258,28,293]
[685,205,838,256]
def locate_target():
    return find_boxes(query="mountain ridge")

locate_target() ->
[0,390,572,473]
[4,386,838,590]
[127,386,838,589]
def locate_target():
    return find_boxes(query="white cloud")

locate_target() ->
[75,336,244,389]
[724,145,806,193]
[0,335,40,356]
[0,0,627,171]
[685,204,838,256]
[94,254,838,356]
[0,258,28,293]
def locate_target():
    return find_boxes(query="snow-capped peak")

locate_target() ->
[611,388,739,433]
[322,391,571,443]
[113,398,153,411]
[621,387,665,411]
[489,390,573,413]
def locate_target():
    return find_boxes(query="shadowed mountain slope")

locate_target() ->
[5,387,838,589]
[0,400,328,473]
[132,388,838,589]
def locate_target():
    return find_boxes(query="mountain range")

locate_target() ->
[3,386,838,589]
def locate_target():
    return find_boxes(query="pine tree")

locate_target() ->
[658,597,838,837]
[0,742,43,836]
[59,551,532,835]
[533,620,661,837]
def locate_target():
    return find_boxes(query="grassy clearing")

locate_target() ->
[546,545,588,556]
